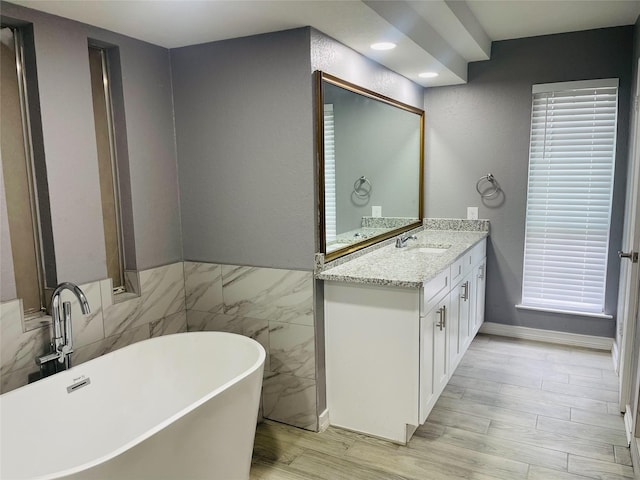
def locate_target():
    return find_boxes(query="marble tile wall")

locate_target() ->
[1,260,317,432]
[0,262,186,393]
[184,262,318,431]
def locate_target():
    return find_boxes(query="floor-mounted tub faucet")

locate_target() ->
[36,282,90,373]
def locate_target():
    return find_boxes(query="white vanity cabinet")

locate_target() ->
[324,237,486,444]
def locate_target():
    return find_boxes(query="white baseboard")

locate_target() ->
[318,408,330,432]
[626,409,634,446]
[631,435,640,479]
[479,322,613,351]
[613,340,620,374]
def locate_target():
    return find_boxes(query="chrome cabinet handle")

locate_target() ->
[461,281,469,301]
[478,265,485,279]
[436,305,447,331]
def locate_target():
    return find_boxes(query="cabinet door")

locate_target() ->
[448,281,461,372]
[462,271,474,351]
[449,273,472,372]
[473,258,486,334]
[433,299,448,397]
[420,292,448,423]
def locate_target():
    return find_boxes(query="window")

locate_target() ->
[0,25,49,315]
[324,103,337,244]
[88,45,126,293]
[520,79,619,315]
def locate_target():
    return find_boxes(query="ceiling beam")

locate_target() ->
[363,0,469,82]
[444,0,491,60]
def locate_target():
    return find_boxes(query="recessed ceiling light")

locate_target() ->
[419,72,439,79]
[371,42,396,51]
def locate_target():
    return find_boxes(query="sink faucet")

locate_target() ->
[36,282,90,372]
[395,233,417,248]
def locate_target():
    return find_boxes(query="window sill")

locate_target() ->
[113,291,138,305]
[23,312,52,333]
[515,304,613,320]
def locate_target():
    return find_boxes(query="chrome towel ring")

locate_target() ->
[353,176,372,198]
[476,173,500,199]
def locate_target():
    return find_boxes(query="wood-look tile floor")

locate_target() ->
[250,334,635,479]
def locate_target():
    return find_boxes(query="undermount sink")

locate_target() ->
[408,243,452,254]
[416,247,450,254]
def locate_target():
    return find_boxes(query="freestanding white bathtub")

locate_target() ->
[0,331,265,479]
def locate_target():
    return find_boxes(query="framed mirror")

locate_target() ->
[316,71,424,262]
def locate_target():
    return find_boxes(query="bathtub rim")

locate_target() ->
[2,331,266,480]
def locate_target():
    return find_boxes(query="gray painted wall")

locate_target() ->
[0,3,181,290]
[110,36,181,271]
[172,27,426,271]
[424,27,633,337]
[171,27,424,267]
[172,28,315,270]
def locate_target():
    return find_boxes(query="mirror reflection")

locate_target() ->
[317,72,424,260]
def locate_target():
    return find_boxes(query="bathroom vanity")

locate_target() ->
[317,227,487,444]
[314,72,487,444]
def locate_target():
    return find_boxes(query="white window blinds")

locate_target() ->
[324,104,337,243]
[521,79,619,315]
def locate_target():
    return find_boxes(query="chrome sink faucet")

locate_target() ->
[395,233,417,248]
[37,282,90,371]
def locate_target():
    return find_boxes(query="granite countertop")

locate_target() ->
[316,229,488,288]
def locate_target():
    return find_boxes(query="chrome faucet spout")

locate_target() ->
[51,282,90,316]
[395,233,417,248]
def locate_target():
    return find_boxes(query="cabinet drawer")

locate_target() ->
[422,269,449,313]
[450,256,465,284]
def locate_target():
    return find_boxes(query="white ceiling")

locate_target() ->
[6,0,640,87]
